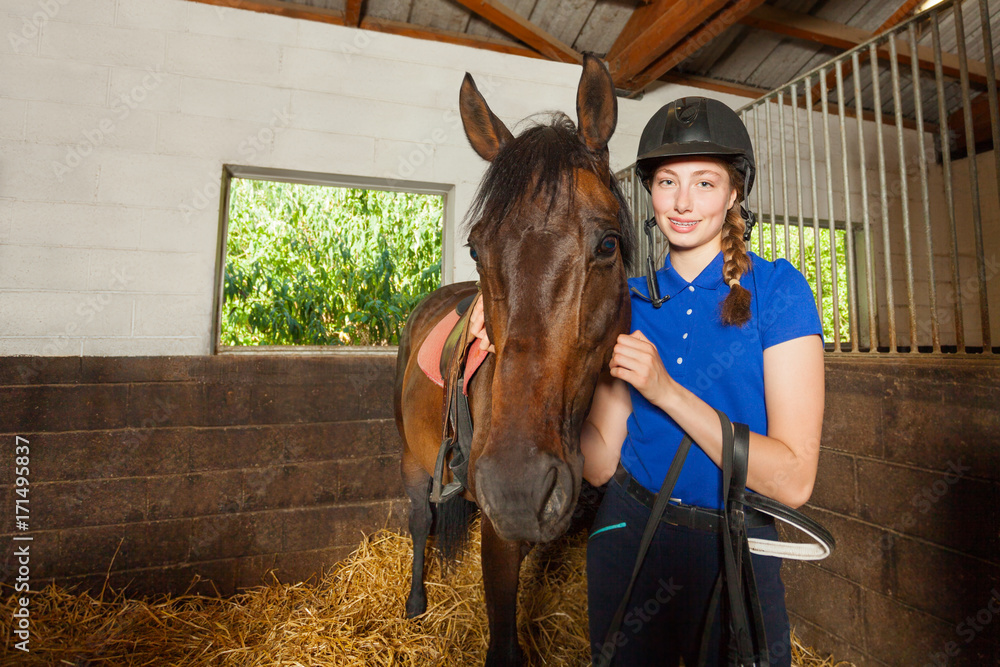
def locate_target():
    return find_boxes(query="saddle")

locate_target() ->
[416,292,489,503]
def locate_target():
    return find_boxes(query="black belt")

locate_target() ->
[613,463,774,533]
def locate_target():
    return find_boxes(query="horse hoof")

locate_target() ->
[484,645,524,667]
[405,595,427,619]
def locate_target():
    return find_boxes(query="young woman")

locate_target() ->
[471,97,824,666]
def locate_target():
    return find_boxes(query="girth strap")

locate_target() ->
[430,293,481,504]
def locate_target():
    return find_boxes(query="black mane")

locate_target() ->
[463,113,636,274]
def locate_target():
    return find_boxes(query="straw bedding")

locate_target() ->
[1,519,851,666]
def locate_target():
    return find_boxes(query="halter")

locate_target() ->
[629,205,757,310]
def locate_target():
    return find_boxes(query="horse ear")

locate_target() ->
[576,54,617,159]
[460,73,514,162]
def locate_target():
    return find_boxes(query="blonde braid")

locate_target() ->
[719,163,752,327]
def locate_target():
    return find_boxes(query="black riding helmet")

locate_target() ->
[635,97,756,200]
[631,97,757,307]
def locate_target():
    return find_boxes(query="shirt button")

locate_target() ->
[688,285,695,292]
[676,357,683,364]
[686,309,692,315]
[683,333,689,339]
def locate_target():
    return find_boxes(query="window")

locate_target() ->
[749,219,853,346]
[214,167,445,351]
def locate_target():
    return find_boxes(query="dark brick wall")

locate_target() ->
[0,354,406,597]
[1,354,998,667]
[787,356,1000,666]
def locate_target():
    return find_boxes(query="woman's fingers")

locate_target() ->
[608,330,666,395]
[469,297,495,353]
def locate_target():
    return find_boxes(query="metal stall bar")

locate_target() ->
[932,10,964,351]
[778,90,791,258]
[791,83,806,276]
[871,41,896,352]
[852,49,878,352]
[954,0,991,352]
[889,34,918,352]
[979,0,999,354]
[805,75,823,319]
[755,104,765,254]
[909,21,940,353]
[765,98,777,259]
[820,66,842,351]
[836,59,859,352]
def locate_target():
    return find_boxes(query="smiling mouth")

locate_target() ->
[671,219,699,228]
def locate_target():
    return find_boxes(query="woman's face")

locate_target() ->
[649,157,738,253]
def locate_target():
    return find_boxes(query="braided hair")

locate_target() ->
[719,160,752,327]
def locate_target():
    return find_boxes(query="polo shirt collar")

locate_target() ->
[657,251,726,296]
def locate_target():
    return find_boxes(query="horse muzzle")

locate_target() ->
[473,447,581,543]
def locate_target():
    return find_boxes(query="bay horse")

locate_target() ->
[393,54,635,666]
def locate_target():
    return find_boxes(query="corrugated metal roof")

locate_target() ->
[203,0,998,109]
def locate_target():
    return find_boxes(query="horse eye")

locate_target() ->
[597,235,618,256]
[470,247,479,262]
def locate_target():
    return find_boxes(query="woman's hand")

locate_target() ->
[469,297,495,353]
[608,330,676,408]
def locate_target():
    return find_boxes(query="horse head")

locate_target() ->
[461,55,635,543]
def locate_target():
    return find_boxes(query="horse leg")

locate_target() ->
[402,451,433,618]
[481,511,530,667]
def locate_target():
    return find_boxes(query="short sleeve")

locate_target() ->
[758,258,824,349]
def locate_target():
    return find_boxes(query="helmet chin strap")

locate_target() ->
[629,217,671,309]
[632,203,757,309]
[741,205,756,242]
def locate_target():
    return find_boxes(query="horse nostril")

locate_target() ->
[537,466,565,523]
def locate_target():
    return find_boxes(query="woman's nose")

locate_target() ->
[674,186,692,213]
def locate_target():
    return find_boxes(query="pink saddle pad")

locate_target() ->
[416,309,489,395]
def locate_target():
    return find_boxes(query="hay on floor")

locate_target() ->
[1,519,852,666]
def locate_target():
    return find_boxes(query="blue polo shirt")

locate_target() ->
[620,250,823,510]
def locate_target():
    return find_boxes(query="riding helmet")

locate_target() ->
[635,97,755,198]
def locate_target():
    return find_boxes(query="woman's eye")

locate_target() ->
[597,235,619,256]
[470,247,479,262]
[699,181,713,187]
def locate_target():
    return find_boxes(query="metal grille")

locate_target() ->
[618,0,1000,355]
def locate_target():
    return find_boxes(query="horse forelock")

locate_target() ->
[463,112,636,274]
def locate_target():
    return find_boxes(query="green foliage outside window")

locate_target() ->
[749,220,852,345]
[221,179,442,346]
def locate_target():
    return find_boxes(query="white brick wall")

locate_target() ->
[0,0,733,356]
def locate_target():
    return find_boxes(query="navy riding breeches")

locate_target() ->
[587,476,792,667]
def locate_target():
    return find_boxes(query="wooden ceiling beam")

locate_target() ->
[809,0,922,108]
[656,72,769,99]
[185,0,545,61]
[739,5,871,50]
[740,5,997,87]
[946,90,998,156]
[606,0,730,88]
[622,0,768,94]
[877,0,924,32]
[652,74,930,133]
[449,0,582,63]
[186,0,345,24]
[344,0,363,27]
[360,16,542,60]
